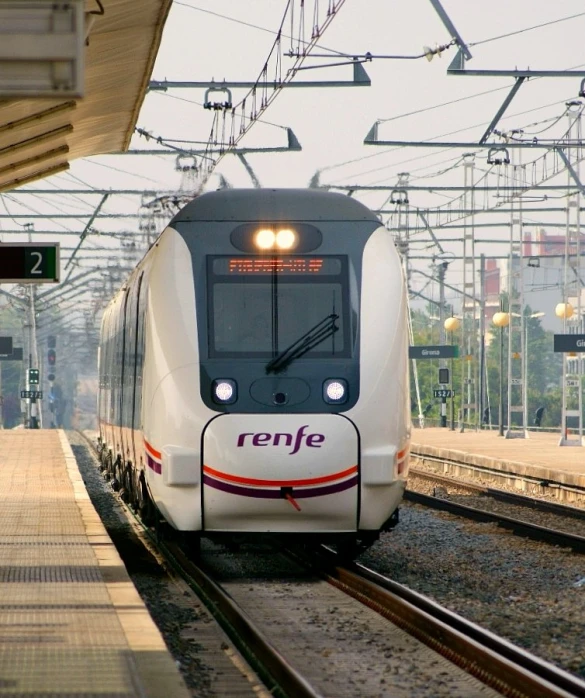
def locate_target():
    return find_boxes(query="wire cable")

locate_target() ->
[469,10,585,47]
[173,1,347,57]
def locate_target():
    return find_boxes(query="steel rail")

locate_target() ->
[405,489,585,552]
[162,541,324,698]
[304,547,585,698]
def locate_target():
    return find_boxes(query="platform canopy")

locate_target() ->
[0,0,172,192]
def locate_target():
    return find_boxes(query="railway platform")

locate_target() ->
[0,429,189,698]
[411,427,585,491]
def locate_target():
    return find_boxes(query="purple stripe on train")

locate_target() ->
[203,474,358,499]
[146,452,161,474]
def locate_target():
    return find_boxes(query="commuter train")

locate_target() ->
[98,188,410,555]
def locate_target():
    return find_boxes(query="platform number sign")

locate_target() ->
[0,243,59,283]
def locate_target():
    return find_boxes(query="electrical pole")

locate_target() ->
[460,155,477,431]
[506,147,527,438]
[438,261,448,427]
[479,254,486,427]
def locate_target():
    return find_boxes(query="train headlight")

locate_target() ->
[212,379,237,404]
[323,379,348,404]
[276,229,296,249]
[255,229,276,250]
[253,228,298,250]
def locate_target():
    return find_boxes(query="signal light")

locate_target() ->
[48,373,55,382]
[47,335,56,349]
[48,349,56,366]
[27,368,40,385]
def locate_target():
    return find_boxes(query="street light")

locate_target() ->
[493,309,510,437]
[525,311,545,427]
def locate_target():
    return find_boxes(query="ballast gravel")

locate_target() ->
[360,503,585,679]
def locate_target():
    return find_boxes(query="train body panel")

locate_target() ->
[142,229,215,530]
[202,413,358,532]
[98,188,411,551]
[345,227,410,529]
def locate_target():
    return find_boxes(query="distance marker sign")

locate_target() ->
[0,244,59,283]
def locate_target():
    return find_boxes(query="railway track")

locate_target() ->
[161,538,585,698]
[76,430,585,698]
[407,467,585,553]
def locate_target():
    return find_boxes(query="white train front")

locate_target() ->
[98,188,410,553]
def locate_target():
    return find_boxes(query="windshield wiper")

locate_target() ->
[265,313,339,374]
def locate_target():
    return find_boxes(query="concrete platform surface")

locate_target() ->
[411,427,585,487]
[0,429,190,698]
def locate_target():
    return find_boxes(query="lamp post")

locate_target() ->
[555,302,577,445]
[444,316,460,430]
[493,307,510,437]
[524,311,545,426]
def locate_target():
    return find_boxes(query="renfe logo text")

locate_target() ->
[237,425,325,455]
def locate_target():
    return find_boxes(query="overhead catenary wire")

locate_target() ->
[327,89,585,186]
[173,1,347,57]
[468,10,585,47]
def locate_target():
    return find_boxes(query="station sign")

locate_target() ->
[409,345,459,359]
[21,390,43,400]
[0,336,13,357]
[553,334,585,353]
[0,243,59,283]
[433,389,453,398]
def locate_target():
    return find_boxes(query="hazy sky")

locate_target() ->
[3,0,585,316]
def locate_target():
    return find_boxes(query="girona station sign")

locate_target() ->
[553,334,585,353]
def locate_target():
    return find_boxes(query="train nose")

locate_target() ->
[201,414,359,533]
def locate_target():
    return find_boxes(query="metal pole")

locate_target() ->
[438,262,448,427]
[499,297,505,437]
[450,337,455,430]
[29,286,38,429]
[479,254,486,427]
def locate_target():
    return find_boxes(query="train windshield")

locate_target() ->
[207,256,351,359]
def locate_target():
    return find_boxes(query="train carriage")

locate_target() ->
[98,188,410,555]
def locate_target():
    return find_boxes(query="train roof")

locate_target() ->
[170,188,380,223]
